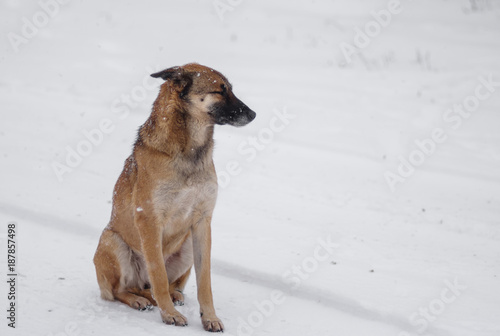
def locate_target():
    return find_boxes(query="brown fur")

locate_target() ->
[93,63,255,332]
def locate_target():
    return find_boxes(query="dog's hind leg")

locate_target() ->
[93,229,120,302]
[94,229,153,311]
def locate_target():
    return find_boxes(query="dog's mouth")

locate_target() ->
[209,102,256,127]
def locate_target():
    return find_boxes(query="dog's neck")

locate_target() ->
[137,86,214,169]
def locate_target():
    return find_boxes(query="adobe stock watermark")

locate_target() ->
[213,0,244,21]
[339,0,405,66]
[385,73,499,192]
[235,235,338,336]
[399,278,467,336]
[218,106,295,189]
[7,0,71,53]
[51,67,162,182]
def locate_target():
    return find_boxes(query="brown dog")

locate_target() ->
[93,63,255,332]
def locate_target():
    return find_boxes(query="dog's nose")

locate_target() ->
[247,109,256,122]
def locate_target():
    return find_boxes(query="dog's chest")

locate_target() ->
[153,179,218,224]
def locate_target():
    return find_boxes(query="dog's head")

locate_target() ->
[151,63,256,127]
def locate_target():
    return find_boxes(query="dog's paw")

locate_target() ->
[170,291,184,306]
[132,297,152,311]
[202,316,224,332]
[170,290,184,306]
[161,310,188,327]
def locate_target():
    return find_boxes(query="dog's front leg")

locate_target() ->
[192,216,224,332]
[136,216,188,326]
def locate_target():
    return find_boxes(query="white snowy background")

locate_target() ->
[1,0,499,335]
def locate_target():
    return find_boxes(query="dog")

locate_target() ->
[93,63,256,332]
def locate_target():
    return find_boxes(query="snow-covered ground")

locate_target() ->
[1,1,500,335]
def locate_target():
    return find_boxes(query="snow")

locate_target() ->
[1,0,500,335]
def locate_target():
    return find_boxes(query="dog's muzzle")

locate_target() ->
[211,100,256,127]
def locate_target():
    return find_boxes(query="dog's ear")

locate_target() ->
[150,66,183,80]
[151,67,192,97]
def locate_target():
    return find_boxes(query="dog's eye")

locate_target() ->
[209,84,227,96]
